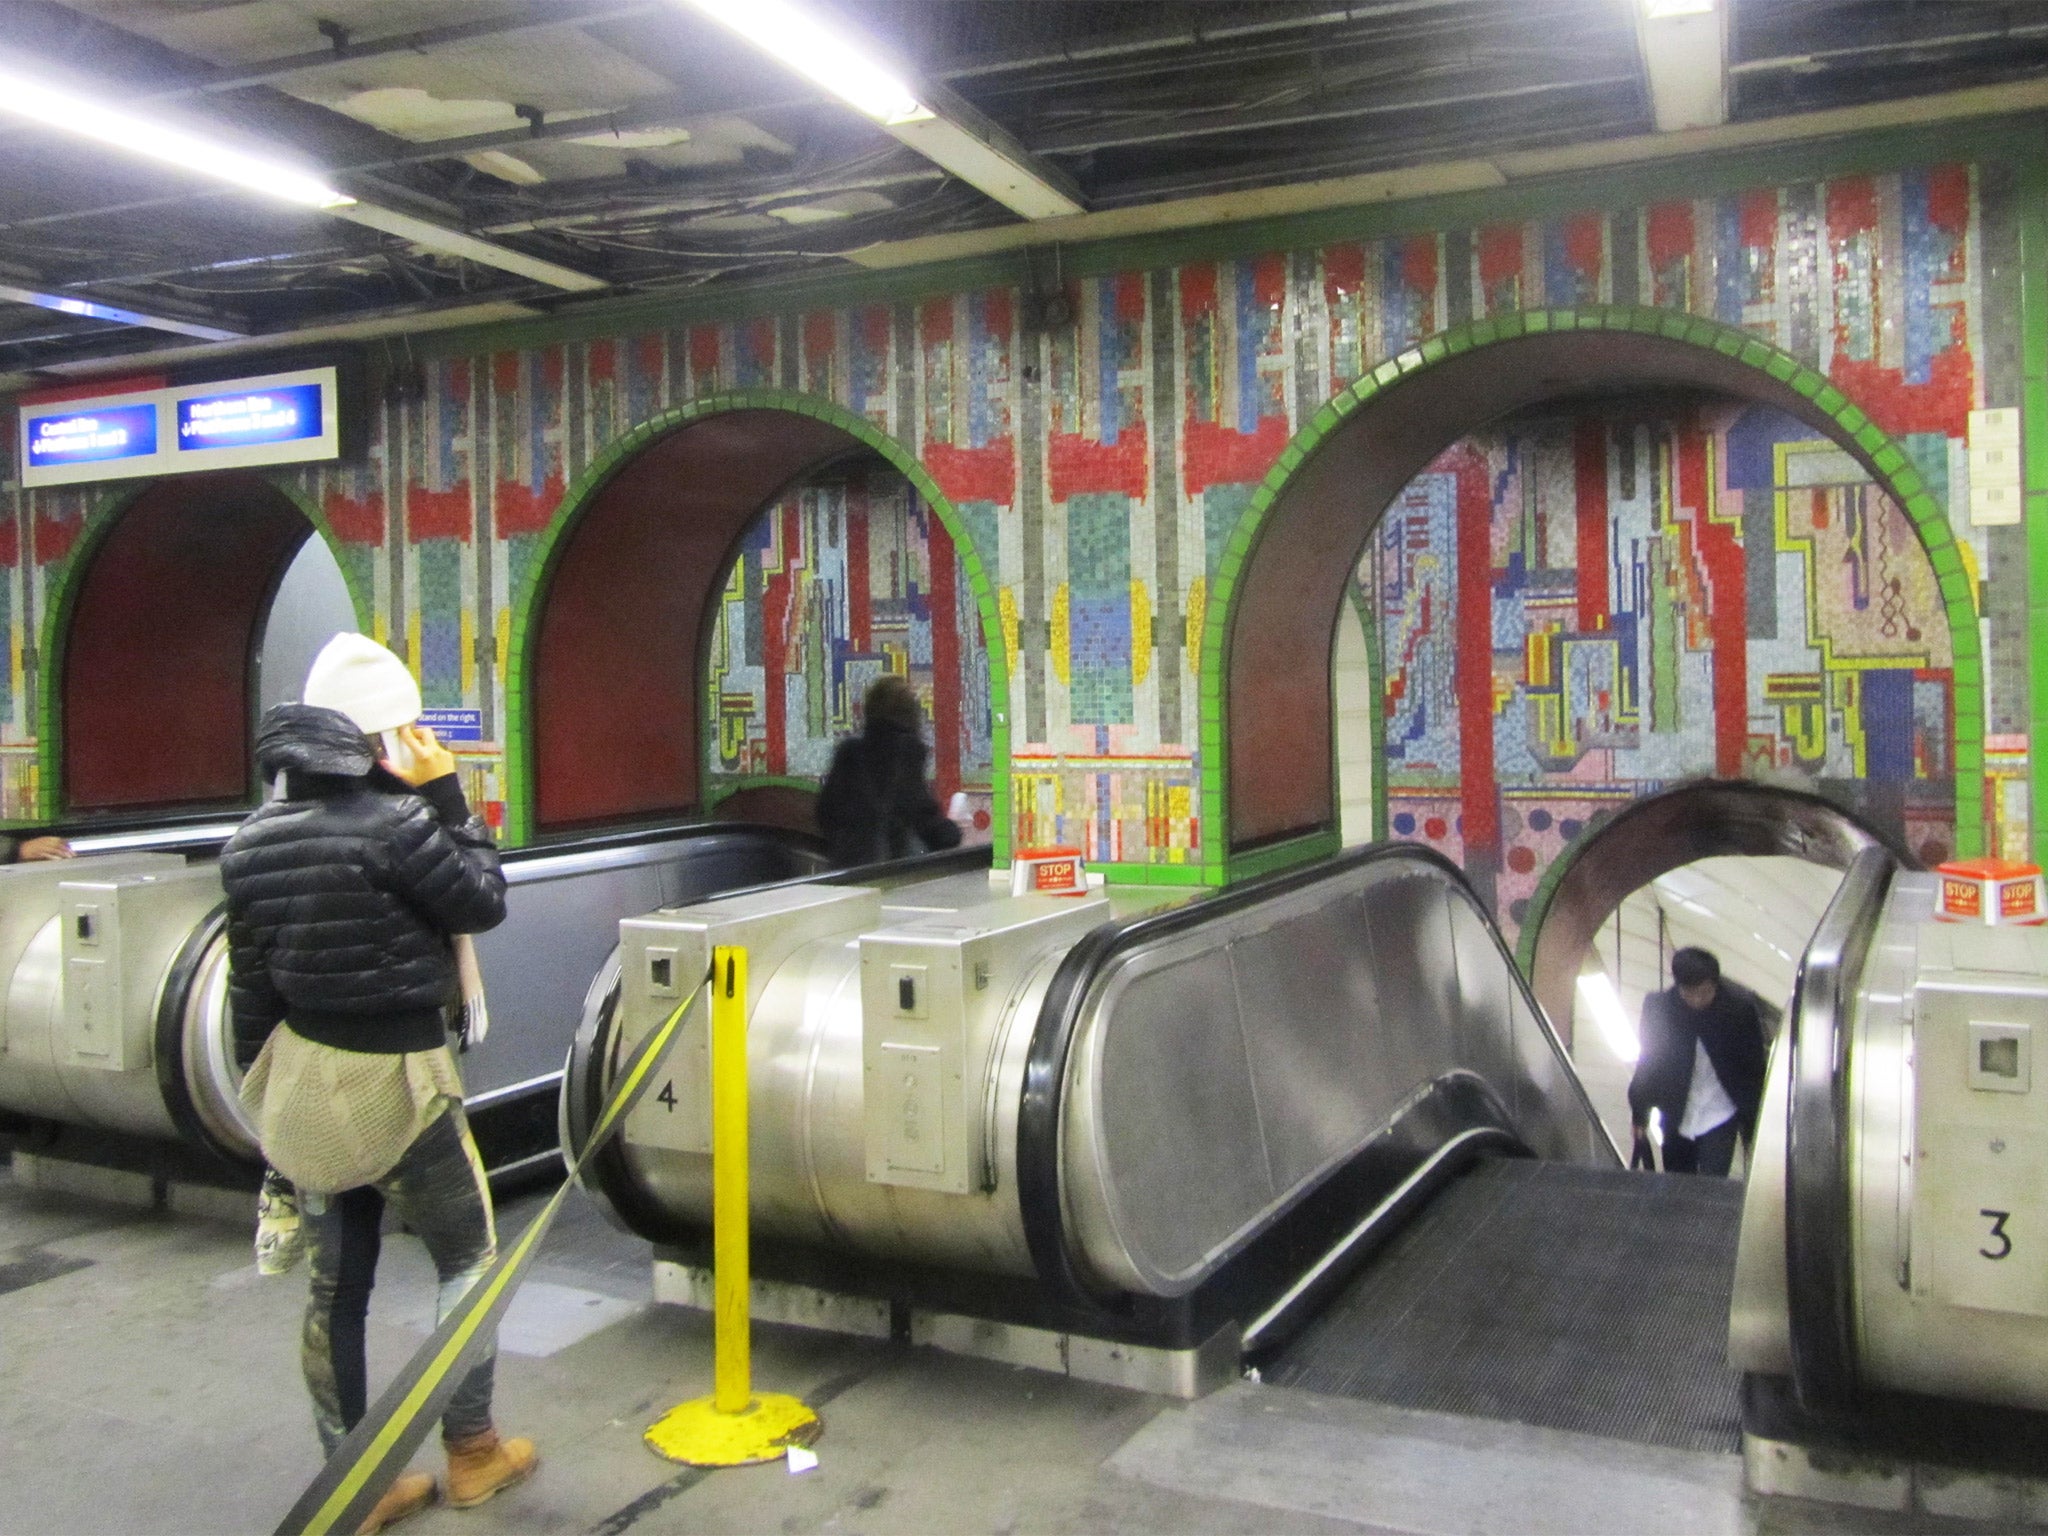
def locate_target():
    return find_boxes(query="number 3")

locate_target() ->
[1980,1208,2013,1260]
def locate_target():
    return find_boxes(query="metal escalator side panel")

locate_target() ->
[1730,1024,1795,1376]
[1051,846,1616,1302]
[1781,843,1894,1410]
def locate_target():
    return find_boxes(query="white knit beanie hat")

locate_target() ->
[302,633,421,735]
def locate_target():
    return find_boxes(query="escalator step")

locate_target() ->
[1264,1157,1745,1454]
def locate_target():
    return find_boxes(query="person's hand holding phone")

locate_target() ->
[17,836,72,861]
[381,724,457,786]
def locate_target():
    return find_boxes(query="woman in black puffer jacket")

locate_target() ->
[222,638,534,1531]
[221,703,504,1055]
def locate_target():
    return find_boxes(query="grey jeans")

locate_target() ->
[299,1106,498,1454]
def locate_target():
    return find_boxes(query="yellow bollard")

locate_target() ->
[644,945,820,1467]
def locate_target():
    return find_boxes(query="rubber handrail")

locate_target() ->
[1784,843,1895,1411]
[1016,840,1612,1312]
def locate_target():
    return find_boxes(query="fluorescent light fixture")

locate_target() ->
[888,102,1085,220]
[0,281,244,341]
[0,63,355,209]
[678,0,1083,220]
[681,0,930,125]
[334,204,609,293]
[1577,972,1641,1063]
[1639,0,1728,132]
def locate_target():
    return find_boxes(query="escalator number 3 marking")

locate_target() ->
[1980,1209,2013,1261]
[657,1081,677,1112]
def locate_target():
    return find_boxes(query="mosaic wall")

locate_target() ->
[1369,401,1958,943]
[703,458,994,802]
[2,157,2028,878]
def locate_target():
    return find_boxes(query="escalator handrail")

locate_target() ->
[1016,839,1612,1311]
[1784,843,1895,1410]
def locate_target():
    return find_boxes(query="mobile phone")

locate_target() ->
[380,728,416,774]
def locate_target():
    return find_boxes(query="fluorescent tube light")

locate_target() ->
[1577,972,1641,1063]
[0,64,355,209]
[0,282,244,341]
[681,0,931,124]
[678,0,1084,220]
[334,204,609,293]
[1639,0,1727,131]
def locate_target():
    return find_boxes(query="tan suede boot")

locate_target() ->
[444,1430,538,1509]
[355,1471,435,1535]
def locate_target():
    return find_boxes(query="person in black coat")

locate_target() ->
[1627,946,1768,1177]
[816,674,963,868]
[222,632,534,1529]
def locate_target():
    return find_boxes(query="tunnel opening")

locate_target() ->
[1521,777,1902,1045]
[1221,311,1976,899]
[517,403,1003,843]
[54,471,360,819]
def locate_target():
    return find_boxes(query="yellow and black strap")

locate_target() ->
[273,962,717,1536]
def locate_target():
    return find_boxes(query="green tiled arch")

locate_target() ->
[32,474,371,823]
[1198,303,1987,912]
[500,389,1011,853]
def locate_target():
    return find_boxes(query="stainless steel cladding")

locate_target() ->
[0,856,220,1140]
[0,827,824,1168]
[1732,861,2048,1414]
[575,847,1615,1303]
[1060,856,1612,1297]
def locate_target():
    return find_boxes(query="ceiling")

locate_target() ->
[1,0,2045,382]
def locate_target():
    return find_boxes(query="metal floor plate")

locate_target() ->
[1264,1157,1746,1454]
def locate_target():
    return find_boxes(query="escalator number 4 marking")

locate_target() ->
[1980,1209,2013,1261]
[657,1081,677,1112]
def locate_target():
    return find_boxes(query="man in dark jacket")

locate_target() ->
[1627,946,1768,1177]
[816,674,963,868]
[222,634,533,1534]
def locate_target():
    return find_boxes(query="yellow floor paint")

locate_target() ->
[644,1392,821,1468]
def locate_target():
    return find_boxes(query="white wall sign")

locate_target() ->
[18,366,341,488]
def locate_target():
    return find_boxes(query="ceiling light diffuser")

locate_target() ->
[0,64,355,209]
[0,282,244,342]
[681,0,930,124]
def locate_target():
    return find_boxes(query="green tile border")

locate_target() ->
[498,389,1011,860]
[1198,301,1987,910]
[33,475,371,823]
[2022,143,2048,869]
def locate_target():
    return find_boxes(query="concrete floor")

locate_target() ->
[0,1162,1991,1536]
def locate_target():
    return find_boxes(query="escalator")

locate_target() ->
[0,819,830,1182]
[571,832,2048,1482]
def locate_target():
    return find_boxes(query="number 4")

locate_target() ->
[1981,1208,2013,1261]
[656,1081,677,1112]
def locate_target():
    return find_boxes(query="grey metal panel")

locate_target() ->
[466,831,823,1098]
[1065,851,1614,1297]
[1095,943,1272,1284]
[1231,898,1390,1196]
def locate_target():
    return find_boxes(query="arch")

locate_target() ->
[1518,778,1903,1034]
[503,390,1010,851]
[1202,304,1984,885]
[36,470,370,820]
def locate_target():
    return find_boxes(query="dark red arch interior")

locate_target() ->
[62,472,312,814]
[1525,779,1902,1040]
[1227,330,1932,856]
[529,409,860,833]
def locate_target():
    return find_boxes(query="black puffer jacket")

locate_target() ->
[815,719,962,868]
[220,704,506,1055]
